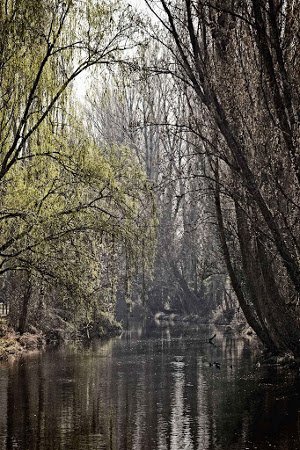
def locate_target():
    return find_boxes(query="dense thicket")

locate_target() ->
[0,0,154,338]
[141,0,300,354]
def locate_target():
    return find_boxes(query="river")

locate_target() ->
[0,323,300,449]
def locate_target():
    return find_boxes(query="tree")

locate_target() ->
[85,50,228,317]
[0,0,154,335]
[143,0,300,354]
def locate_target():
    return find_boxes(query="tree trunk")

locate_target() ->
[235,200,286,352]
[18,272,32,335]
[214,178,275,349]
[256,237,300,356]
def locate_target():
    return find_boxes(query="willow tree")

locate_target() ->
[0,0,154,334]
[2,119,152,331]
[0,0,135,180]
[144,0,300,354]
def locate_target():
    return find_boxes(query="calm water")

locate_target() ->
[0,324,300,450]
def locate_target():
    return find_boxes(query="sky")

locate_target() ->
[73,0,153,102]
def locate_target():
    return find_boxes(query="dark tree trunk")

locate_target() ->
[214,183,273,347]
[235,198,300,355]
[256,237,300,356]
[235,200,286,352]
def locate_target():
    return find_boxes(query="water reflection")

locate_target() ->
[169,358,191,449]
[0,325,300,449]
[197,358,209,450]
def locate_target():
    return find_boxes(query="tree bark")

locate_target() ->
[235,200,286,352]
[256,236,300,356]
[214,178,274,348]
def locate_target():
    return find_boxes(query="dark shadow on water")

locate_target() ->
[0,323,300,449]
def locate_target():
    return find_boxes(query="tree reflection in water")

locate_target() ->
[1,325,300,449]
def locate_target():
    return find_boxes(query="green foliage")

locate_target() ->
[0,0,156,334]
[1,116,153,321]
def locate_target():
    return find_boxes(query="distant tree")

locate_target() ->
[85,48,228,317]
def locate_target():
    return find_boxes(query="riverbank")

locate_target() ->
[0,329,45,361]
[0,313,122,361]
